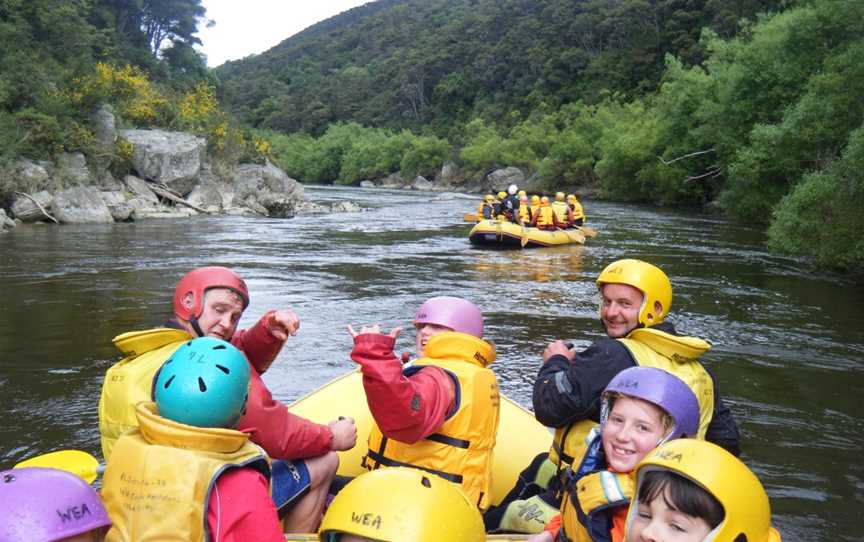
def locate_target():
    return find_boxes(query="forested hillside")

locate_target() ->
[215,0,780,135]
[215,0,863,271]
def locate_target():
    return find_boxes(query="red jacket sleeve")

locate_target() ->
[231,311,283,373]
[207,468,285,542]
[236,366,333,460]
[233,311,334,460]
[351,333,455,444]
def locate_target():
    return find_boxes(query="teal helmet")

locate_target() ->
[154,337,250,428]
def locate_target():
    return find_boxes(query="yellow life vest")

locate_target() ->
[518,202,531,223]
[363,332,500,510]
[546,327,713,476]
[536,205,555,227]
[560,467,635,542]
[98,328,192,460]
[571,201,585,221]
[618,327,714,439]
[530,204,540,221]
[551,201,570,224]
[102,402,269,542]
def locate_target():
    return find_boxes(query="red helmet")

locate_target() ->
[173,266,249,321]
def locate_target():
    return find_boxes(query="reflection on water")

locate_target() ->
[0,185,862,541]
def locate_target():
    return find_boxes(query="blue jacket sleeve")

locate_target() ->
[532,339,634,428]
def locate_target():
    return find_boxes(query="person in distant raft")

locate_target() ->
[485,259,740,534]
[347,296,500,511]
[566,194,585,227]
[551,192,573,229]
[501,184,522,224]
[98,265,356,532]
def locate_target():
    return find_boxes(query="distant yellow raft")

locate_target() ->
[469,219,586,248]
[288,368,552,507]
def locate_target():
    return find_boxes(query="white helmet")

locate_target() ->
[507,184,518,195]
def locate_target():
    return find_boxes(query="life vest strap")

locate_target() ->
[426,432,471,449]
[364,449,463,483]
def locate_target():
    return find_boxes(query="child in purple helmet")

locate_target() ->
[529,366,700,542]
[0,467,111,541]
[347,295,500,511]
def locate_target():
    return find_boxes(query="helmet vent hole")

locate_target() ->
[198,377,207,392]
[421,476,431,488]
[163,375,175,389]
[213,344,227,350]
[215,364,230,374]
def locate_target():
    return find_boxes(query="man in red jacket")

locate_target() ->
[100,266,356,533]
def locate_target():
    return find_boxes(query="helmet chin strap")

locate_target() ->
[189,315,205,338]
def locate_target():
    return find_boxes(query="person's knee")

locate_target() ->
[307,451,339,487]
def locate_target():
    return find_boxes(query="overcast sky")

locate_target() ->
[196,0,374,67]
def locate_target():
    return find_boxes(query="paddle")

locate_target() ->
[580,225,598,237]
[464,213,478,221]
[520,223,529,248]
[14,449,102,484]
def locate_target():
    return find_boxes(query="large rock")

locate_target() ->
[121,129,206,193]
[411,175,434,191]
[10,190,53,223]
[123,175,159,204]
[187,179,225,213]
[231,161,305,218]
[485,167,526,192]
[52,186,114,223]
[5,159,50,193]
[56,152,91,185]
[0,209,16,232]
[379,173,406,188]
[436,161,462,185]
[100,190,133,221]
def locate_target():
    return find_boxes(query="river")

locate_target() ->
[0,185,861,540]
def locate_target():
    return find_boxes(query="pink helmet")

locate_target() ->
[173,266,250,321]
[413,296,483,338]
[0,467,111,541]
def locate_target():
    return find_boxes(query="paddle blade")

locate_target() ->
[520,225,529,248]
[463,213,478,222]
[580,226,598,238]
[14,449,100,484]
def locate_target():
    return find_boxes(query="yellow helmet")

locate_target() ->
[318,468,485,542]
[566,194,577,203]
[484,194,495,203]
[555,191,565,201]
[497,191,507,199]
[596,259,672,327]
[629,440,782,542]
[518,190,527,197]
[530,195,540,204]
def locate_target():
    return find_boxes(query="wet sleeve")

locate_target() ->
[532,340,634,428]
[231,311,284,374]
[207,468,285,542]
[351,333,455,443]
[236,370,334,460]
[703,366,742,456]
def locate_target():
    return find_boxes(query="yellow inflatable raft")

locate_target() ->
[287,369,552,507]
[469,219,586,248]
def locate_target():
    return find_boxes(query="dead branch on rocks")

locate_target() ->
[13,191,58,223]
[147,183,209,214]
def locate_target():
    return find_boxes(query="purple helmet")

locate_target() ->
[600,366,699,442]
[0,467,111,541]
[413,296,483,338]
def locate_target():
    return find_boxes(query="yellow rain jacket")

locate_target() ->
[98,328,192,460]
[102,402,269,542]
[364,332,500,510]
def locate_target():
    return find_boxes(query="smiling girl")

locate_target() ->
[531,366,700,542]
